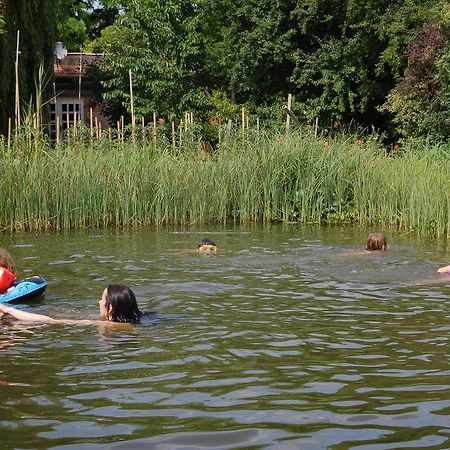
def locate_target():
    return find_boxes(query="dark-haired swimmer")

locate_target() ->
[0,284,141,326]
[366,232,388,251]
[197,238,217,254]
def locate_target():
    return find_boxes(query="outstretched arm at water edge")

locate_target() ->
[0,302,94,325]
[437,265,450,274]
[0,284,141,326]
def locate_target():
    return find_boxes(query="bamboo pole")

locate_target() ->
[66,111,70,145]
[152,112,157,147]
[7,118,11,150]
[129,69,135,145]
[141,117,145,145]
[56,115,60,144]
[14,30,20,129]
[286,93,292,131]
[179,120,183,147]
[314,117,319,138]
[78,49,82,101]
[73,111,78,140]
[94,116,99,140]
[90,107,93,146]
[109,127,112,148]
[117,120,120,143]
[171,121,176,150]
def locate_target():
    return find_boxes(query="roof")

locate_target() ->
[54,52,103,79]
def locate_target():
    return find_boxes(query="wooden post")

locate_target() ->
[108,127,112,147]
[179,120,183,147]
[56,115,60,144]
[129,69,135,144]
[286,93,292,131]
[141,117,145,145]
[94,116,99,140]
[152,112,157,148]
[171,121,176,150]
[7,118,11,150]
[117,120,120,144]
[314,117,319,138]
[73,111,78,140]
[67,110,71,141]
[14,30,20,129]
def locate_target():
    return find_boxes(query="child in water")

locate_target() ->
[197,238,217,254]
[0,248,17,292]
[0,284,140,325]
[366,232,388,251]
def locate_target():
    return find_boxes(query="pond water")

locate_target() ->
[1,225,449,449]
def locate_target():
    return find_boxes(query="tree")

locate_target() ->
[97,0,204,121]
[56,0,121,51]
[289,0,438,131]
[199,0,297,108]
[381,11,450,141]
[0,0,56,135]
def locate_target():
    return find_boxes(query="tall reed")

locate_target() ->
[0,126,449,236]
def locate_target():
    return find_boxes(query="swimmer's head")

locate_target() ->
[197,238,217,254]
[0,248,16,274]
[366,232,388,251]
[101,284,141,323]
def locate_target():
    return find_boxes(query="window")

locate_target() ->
[50,99,84,141]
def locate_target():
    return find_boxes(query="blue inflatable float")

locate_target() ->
[0,276,47,303]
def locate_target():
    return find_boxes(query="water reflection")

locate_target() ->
[1,225,449,449]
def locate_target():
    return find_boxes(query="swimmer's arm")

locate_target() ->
[0,303,57,323]
[437,265,450,274]
[0,304,101,325]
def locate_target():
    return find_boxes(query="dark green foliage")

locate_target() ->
[56,0,120,51]
[382,16,450,142]
[289,0,437,130]
[97,0,204,121]
[0,0,56,134]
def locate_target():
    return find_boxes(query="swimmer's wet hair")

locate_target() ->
[0,248,16,274]
[366,232,388,251]
[197,238,216,249]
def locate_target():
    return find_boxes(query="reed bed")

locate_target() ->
[0,126,449,236]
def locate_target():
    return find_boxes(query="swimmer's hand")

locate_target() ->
[437,265,450,274]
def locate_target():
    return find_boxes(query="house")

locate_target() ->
[51,47,108,140]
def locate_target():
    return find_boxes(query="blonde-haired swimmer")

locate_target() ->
[197,238,217,254]
[366,232,388,251]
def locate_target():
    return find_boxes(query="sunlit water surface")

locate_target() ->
[1,225,449,449]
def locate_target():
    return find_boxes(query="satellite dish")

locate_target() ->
[55,42,68,61]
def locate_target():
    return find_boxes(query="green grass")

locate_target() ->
[0,128,449,236]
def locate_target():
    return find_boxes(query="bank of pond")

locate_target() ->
[0,130,449,236]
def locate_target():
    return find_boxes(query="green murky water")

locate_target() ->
[1,225,449,449]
